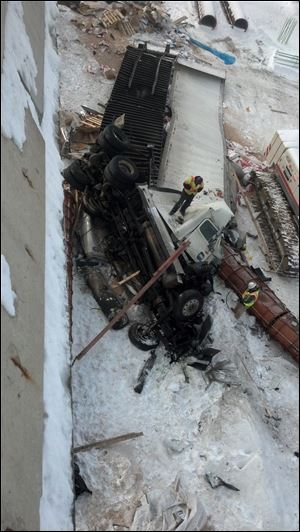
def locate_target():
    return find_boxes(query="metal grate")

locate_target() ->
[100,45,176,181]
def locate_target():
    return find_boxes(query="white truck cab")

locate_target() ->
[138,185,234,269]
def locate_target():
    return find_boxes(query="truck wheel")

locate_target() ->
[105,156,139,189]
[128,323,159,351]
[63,166,86,191]
[174,290,204,322]
[64,160,93,185]
[103,125,128,151]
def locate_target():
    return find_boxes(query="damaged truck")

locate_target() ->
[63,44,236,361]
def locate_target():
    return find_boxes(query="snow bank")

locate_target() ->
[1,255,17,317]
[39,3,73,531]
[1,1,40,150]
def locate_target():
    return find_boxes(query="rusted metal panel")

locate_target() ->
[219,245,299,363]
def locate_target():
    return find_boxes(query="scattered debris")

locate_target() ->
[73,432,144,454]
[134,349,157,394]
[60,109,103,156]
[205,472,240,491]
[130,474,208,531]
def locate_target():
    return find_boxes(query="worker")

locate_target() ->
[169,176,204,217]
[234,281,260,319]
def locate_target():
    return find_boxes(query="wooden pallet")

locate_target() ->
[101,9,124,28]
[119,20,135,36]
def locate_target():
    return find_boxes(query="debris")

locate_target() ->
[294,451,299,458]
[119,20,135,36]
[142,2,171,30]
[173,15,188,26]
[74,462,92,498]
[130,473,208,531]
[77,1,108,16]
[205,354,240,386]
[134,349,157,394]
[60,109,103,156]
[270,109,288,115]
[73,431,144,454]
[104,67,116,80]
[205,472,240,491]
[112,270,140,289]
[113,113,125,128]
[99,63,116,79]
[100,9,124,29]
[188,34,236,65]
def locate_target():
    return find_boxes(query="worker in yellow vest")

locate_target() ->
[234,281,260,319]
[169,175,204,217]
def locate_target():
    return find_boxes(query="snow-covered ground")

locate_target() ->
[1,254,17,317]
[56,2,299,531]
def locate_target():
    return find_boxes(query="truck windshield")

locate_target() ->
[199,219,219,242]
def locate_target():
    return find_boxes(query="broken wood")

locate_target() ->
[270,109,288,115]
[73,431,144,454]
[72,240,190,365]
[112,270,140,288]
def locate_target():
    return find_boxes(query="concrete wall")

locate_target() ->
[1,2,45,530]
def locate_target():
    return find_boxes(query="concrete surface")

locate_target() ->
[1,2,45,530]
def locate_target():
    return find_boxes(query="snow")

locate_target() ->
[1,1,41,150]
[1,255,17,317]
[57,3,299,531]
[39,3,73,531]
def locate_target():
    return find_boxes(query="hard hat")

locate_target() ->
[248,281,258,292]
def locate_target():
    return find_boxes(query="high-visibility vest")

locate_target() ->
[183,176,204,196]
[242,289,260,309]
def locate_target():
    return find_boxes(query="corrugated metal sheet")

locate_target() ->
[159,62,226,192]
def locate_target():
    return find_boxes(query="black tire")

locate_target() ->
[64,160,92,185]
[96,133,121,157]
[89,152,108,169]
[174,289,204,322]
[104,156,139,190]
[128,322,159,351]
[103,125,128,151]
[63,166,86,191]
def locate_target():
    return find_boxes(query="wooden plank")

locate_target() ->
[73,432,144,454]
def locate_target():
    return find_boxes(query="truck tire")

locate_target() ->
[63,166,86,191]
[64,160,92,186]
[103,125,128,151]
[128,323,159,351]
[174,290,204,322]
[104,156,139,190]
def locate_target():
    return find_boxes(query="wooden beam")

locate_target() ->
[73,432,144,454]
